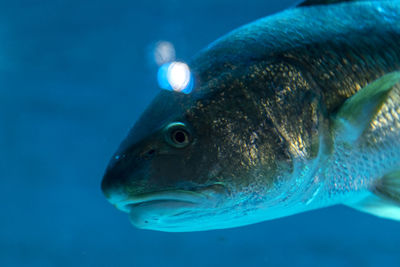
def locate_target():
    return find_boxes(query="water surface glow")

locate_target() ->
[153,41,176,66]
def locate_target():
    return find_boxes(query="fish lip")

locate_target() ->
[115,189,207,213]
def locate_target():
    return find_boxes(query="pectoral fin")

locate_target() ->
[334,71,400,143]
[347,170,400,221]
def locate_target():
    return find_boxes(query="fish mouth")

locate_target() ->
[114,189,207,213]
[107,184,227,230]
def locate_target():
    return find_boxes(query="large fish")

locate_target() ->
[101,0,400,232]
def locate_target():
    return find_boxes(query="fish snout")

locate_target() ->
[101,154,130,201]
[101,149,151,204]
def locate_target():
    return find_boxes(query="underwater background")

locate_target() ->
[1,0,400,266]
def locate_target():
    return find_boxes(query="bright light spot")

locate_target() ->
[157,61,193,94]
[168,62,191,92]
[153,41,176,66]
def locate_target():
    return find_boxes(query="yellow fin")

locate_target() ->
[334,71,400,143]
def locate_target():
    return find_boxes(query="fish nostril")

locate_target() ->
[142,148,156,159]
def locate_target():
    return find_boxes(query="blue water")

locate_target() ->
[1,0,400,266]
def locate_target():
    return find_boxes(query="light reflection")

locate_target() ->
[153,41,176,66]
[157,61,193,94]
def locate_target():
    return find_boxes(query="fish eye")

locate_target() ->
[164,122,191,148]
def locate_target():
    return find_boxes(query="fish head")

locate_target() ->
[101,59,294,231]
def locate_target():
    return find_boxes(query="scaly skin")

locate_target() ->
[102,1,400,231]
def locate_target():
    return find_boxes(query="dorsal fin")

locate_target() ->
[297,0,362,7]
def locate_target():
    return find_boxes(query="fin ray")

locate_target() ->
[333,71,400,143]
[347,170,400,221]
[348,195,400,221]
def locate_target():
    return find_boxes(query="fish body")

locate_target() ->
[101,0,400,231]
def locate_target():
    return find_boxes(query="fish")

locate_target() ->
[101,0,400,232]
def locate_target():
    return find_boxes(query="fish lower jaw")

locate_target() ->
[113,189,207,213]
[127,200,197,229]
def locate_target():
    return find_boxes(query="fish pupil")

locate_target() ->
[173,130,187,144]
[164,122,191,148]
